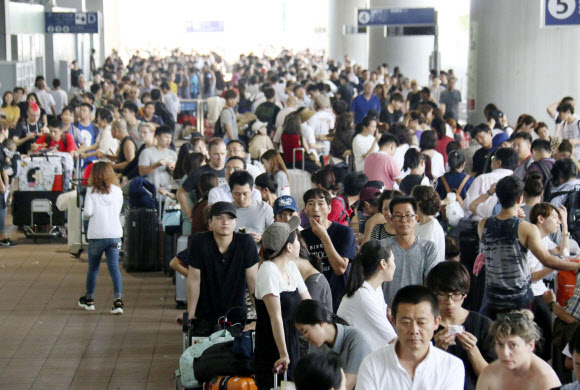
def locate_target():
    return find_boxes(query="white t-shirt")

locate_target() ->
[426,150,445,179]
[414,218,446,263]
[556,118,580,160]
[337,281,397,351]
[356,342,465,390]
[50,89,68,116]
[308,111,335,137]
[255,260,308,299]
[275,170,291,197]
[353,134,378,172]
[208,183,262,204]
[527,235,557,296]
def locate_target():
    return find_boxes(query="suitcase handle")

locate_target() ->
[293,148,305,170]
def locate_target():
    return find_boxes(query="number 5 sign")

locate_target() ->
[544,0,580,26]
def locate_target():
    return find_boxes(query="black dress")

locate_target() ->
[434,311,496,390]
[254,289,302,390]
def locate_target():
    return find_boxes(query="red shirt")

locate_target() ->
[35,133,77,153]
[281,134,303,163]
[435,136,455,163]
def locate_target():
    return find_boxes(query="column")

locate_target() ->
[0,0,11,61]
[328,0,369,68]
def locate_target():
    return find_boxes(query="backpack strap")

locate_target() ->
[457,175,471,197]
[335,195,350,222]
[550,190,574,201]
[440,175,451,194]
[535,160,551,185]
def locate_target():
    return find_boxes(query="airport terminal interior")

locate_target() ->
[1,0,580,389]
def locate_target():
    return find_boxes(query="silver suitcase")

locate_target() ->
[175,235,189,306]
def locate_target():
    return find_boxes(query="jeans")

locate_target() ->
[0,206,5,234]
[86,238,122,299]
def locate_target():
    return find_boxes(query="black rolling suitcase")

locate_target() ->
[124,208,159,272]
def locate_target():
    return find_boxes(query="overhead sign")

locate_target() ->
[544,0,580,26]
[45,12,100,34]
[357,8,435,26]
[186,21,224,33]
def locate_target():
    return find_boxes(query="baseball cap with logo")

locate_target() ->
[273,195,298,216]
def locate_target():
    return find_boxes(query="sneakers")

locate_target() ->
[111,298,124,314]
[0,238,18,247]
[78,296,95,311]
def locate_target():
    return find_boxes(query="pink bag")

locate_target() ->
[473,252,486,276]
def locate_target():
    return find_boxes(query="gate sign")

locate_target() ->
[357,8,435,26]
[544,0,580,26]
[45,12,100,34]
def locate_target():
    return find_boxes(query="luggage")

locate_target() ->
[272,368,293,390]
[66,191,87,257]
[18,153,73,192]
[176,235,189,307]
[12,191,66,227]
[204,376,257,390]
[288,148,312,211]
[192,341,254,384]
[124,208,159,272]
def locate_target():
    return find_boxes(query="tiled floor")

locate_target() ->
[0,223,183,389]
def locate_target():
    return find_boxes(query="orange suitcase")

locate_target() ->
[204,376,257,390]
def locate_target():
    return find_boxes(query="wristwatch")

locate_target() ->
[486,190,494,196]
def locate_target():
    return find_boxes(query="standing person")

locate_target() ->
[186,202,258,324]
[207,157,261,204]
[330,112,355,164]
[352,116,380,172]
[476,310,561,389]
[379,93,404,126]
[255,172,278,207]
[337,240,397,350]
[439,77,461,120]
[478,176,580,319]
[138,126,176,189]
[556,102,580,161]
[60,105,85,148]
[420,130,445,179]
[399,149,429,196]
[254,216,311,389]
[367,190,403,243]
[350,81,381,125]
[1,91,20,128]
[435,150,473,204]
[12,103,45,154]
[363,133,402,190]
[356,285,465,390]
[261,150,291,196]
[78,161,124,314]
[432,118,455,164]
[219,89,239,141]
[470,124,495,177]
[426,262,496,390]
[110,119,136,172]
[294,299,372,390]
[527,139,555,197]
[301,188,356,312]
[50,79,68,116]
[512,132,534,180]
[122,122,156,181]
[412,186,446,263]
[379,196,439,306]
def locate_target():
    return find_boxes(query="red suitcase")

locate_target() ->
[204,376,257,390]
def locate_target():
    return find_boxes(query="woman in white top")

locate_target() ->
[528,202,570,361]
[419,130,445,179]
[78,161,124,314]
[352,116,379,172]
[412,185,446,263]
[254,216,311,390]
[337,240,397,350]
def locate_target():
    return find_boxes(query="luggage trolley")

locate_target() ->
[24,199,61,243]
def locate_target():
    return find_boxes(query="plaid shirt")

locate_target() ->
[564,279,580,320]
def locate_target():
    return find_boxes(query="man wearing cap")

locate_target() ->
[301,188,356,312]
[248,120,275,160]
[187,201,259,324]
[273,195,300,223]
[208,156,261,204]
[230,170,274,245]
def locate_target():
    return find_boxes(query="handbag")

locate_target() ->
[162,209,182,233]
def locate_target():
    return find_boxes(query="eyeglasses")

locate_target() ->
[391,214,416,222]
[436,293,466,302]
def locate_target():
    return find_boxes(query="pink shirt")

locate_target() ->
[363,151,402,189]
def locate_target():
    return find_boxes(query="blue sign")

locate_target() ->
[544,0,580,26]
[357,8,435,26]
[45,12,99,34]
[186,21,224,33]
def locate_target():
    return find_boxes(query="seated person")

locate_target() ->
[33,118,77,157]
[186,202,258,324]
[476,310,561,390]
[337,240,397,350]
[356,285,465,390]
[294,299,372,390]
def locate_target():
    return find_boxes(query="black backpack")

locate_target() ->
[213,114,223,138]
[550,187,580,242]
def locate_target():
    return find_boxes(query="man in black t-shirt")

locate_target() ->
[187,201,259,323]
[300,188,356,312]
[177,137,227,216]
[379,92,404,126]
[12,103,45,154]
[471,124,494,177]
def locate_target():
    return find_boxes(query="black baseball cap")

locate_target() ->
[210,202,237,218]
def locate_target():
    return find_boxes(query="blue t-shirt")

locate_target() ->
[77,122,98,163]
[301,222,356,313]
[350,94,381,124]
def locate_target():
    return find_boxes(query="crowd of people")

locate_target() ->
[1,47,580,389]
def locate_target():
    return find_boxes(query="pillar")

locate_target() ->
[468,0,580,126]
[328,0,369,68]
[0,0,11,61]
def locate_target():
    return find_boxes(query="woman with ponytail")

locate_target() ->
[336,240,397,350]
[294,299,372,390]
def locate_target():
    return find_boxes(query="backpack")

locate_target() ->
[334,194,351,225]
[213,114,223,138]
[440,174,471,206]
[550,188,580,243]
[128,176,157,209]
